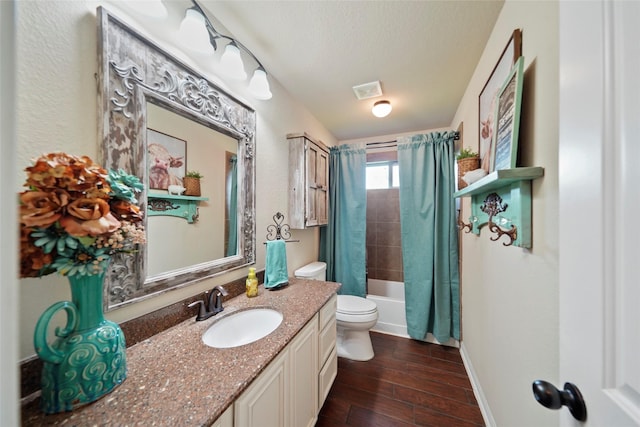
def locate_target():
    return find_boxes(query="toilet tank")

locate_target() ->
[294,262,327,281]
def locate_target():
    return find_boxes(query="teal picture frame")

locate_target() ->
[490,56,525,172]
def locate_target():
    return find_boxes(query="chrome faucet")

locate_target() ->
[188,285,229,321]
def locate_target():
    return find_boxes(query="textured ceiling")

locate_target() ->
[200,1,504,141]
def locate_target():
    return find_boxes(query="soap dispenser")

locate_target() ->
[246,267,258,297]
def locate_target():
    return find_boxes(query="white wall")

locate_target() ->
[1,0,19,424]
[15,1,335,360]
[450,1,559,426]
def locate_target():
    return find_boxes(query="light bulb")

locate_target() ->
[178,9,214,54]
[220,43,247,80]
[372,100,392,118]
[248,69,273,100]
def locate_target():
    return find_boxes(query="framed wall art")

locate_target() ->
[491,56,525,171]
[479,29,522,173]
[147,129,186,190]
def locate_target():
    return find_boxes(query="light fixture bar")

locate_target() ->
[189,0,272,99]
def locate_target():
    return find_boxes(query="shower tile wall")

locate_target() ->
[366,188,403,282]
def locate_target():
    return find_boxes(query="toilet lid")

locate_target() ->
[337,295,377,315]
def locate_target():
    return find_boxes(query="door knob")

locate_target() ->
[532,380,587,421]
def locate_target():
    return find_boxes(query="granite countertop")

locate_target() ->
[22,278,341,426]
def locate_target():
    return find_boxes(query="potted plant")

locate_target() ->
[456,147,479,189]
[183,170,203,196]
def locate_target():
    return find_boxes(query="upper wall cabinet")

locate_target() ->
[288,133,329,228]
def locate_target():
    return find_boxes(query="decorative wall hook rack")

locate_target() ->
[265,212,300,243]
[457,209,473,233]
[453,167,544,248]
[148,194,209,223]
[481,193,517,246]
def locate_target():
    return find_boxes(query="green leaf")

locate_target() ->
[44,240,56,254]
[33,237,49,247]
[65,237,78,250]
[77,236,95,247]
[56,238,66,254]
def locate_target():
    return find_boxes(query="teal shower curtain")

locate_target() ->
[320,142,367,297]
[397,131,460,342]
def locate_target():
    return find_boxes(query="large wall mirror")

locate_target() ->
[97,7,256,310]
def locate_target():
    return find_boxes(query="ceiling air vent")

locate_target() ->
[352,81,383,100]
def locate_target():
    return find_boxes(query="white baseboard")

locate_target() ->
[371,322,409,338]
[460,342,495,427]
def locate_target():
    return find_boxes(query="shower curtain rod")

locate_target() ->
[365,131,460,148]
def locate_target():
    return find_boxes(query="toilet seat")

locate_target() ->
[337,295,378,323]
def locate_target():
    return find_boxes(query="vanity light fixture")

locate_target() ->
[178,8,215,54]
[178,0,273,100]
[372,100,392,118]
[219,41,247,80]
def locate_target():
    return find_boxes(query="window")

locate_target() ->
[366,161,399,189]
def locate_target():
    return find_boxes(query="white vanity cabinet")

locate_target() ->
[318,294,337,408]
[234,349,289,427]
[232,296,337,427]
[288,133,329,229]
[289,315,319,427]
[211,405,233,427]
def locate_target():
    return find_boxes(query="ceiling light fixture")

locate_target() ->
[178,0,272,100]
[372,100,392,118]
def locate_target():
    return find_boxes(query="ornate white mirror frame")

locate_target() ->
[97,7,256,311]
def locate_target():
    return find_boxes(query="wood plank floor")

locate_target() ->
[316,332,485,426]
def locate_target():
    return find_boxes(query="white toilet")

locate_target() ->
[294,262,379,362]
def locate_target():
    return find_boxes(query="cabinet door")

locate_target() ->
[305,142,320,227]
[211,405,233,427]
[316,149,329,226]
[288,134,330,229]
[318,296,337,408]
[289,317,318,427]
[234,351,289,427]
[318,346,337,408]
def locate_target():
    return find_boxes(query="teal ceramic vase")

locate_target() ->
[33,272,127,414]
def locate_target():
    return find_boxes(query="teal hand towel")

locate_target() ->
[265,240,289,289]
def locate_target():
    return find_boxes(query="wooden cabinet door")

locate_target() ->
[305,142,319,227]
[289,317,318,427]
[234,351,289,427]
[288,133,329,229]
[211,405,233,427]
[316,149,329,226]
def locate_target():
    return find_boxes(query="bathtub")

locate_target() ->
[367,278,460,347]
[366,279,409,338]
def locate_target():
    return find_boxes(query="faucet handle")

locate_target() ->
[209,285,228,314]
[188,300,208,321]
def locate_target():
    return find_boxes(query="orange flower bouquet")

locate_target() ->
[19,152,145,278]
[20,153,144,413]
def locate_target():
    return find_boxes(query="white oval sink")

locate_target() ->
[202,308,283,348]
